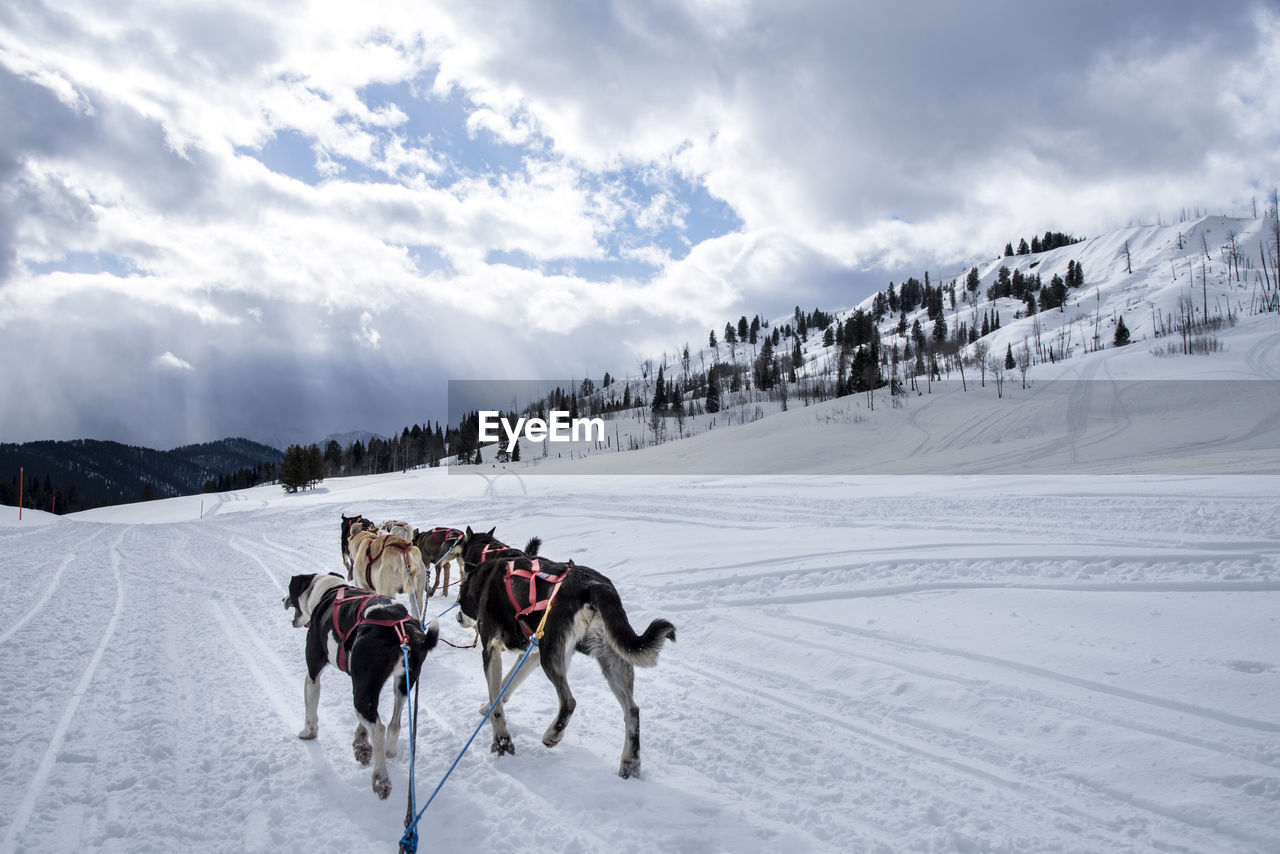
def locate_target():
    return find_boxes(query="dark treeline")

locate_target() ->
[1004,231,1084,256]
[1,437,282,514]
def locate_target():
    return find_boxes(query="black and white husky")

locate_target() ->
[283,572,439,799]
[456,534,675,778]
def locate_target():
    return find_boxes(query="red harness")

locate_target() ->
[504,559,570,638]
[356,535,413,589]
[427,527,464,547]
[330,587,413,673]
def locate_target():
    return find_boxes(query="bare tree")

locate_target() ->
[972,340,990,387]
[988,355,1006,398]
[648,407,664,446]
[1018,340,1032,389]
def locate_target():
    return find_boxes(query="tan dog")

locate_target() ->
[347,527,428,614]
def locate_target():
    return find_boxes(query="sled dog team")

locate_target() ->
[282,513,677,799]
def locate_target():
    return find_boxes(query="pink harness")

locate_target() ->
[504,559,570,638]
[330,587,412,673]
[428,527,464,547]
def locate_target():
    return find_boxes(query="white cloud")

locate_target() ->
[152,351,194,372]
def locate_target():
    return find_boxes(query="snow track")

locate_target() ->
[2,473,1278,853]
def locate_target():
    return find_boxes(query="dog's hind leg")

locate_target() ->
[352,722,372,765]
[539,639,577,749]
[385,662,408,758]
[596,649,641,778]
[299,673,322,740]
[353,686,391,798]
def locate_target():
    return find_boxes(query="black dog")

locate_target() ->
[339,513,375,575]
[456,536,675,778]
[458,526,542,572]
[283,572,439,799]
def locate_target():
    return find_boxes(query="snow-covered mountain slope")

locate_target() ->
[483,214,1280,475]
[3,462,1279,852]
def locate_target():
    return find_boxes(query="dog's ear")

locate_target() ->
[465,525,473,536]
[487,526,496,536]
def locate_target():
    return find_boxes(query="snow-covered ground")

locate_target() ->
[3,463,1279,851]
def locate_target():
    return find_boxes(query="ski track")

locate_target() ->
[746,618,1279,772]
[3,527,126,852]
[0,527,104,647]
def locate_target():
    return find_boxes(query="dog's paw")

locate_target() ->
[618,758,641,779]
[297,726,317,740]
[542,728,565,749]
[372,771,391,800]
[491,735,515,756]
[353,742,373,765]
[384,743,398,759]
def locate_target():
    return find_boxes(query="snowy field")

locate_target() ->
[2,465,1279,853]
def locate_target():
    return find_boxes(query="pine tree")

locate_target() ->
[280,444,310,492]
[1114,315,1131,347]
[1005,344,1016,369]
[652,365,666,412]
[307,444,324,486]
[709,329,717,348]
[1004,242,1014,257]
[705,375,721,413]
[1017,238,1030,255]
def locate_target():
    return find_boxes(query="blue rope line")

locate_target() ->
[399,637,540,848]
[400,644,418,854]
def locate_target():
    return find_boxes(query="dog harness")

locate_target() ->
[356,534,414,588]
[330,587,414,673]
[427,527,464,547]
[504,559,571,638]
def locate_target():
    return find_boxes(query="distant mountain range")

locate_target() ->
[0,437,283,511]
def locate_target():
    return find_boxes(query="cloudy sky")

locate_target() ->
[2,1,1278,449]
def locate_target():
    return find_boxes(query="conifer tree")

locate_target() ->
[652,365,666,412]
[705,375,721,413]
[1005,343,1016,369]
[1114,315,1131,346]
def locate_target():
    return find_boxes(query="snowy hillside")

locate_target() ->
[464,214,1280,476]
[3,460,1280,850]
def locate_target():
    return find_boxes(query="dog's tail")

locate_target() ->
[591,585,675,668]
[414,619,441,656]
[524,536,542,556]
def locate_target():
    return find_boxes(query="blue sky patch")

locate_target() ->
[28,251,140,277]
[241,128,322,184]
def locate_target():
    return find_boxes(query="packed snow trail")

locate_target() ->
[2,472,1278,853]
